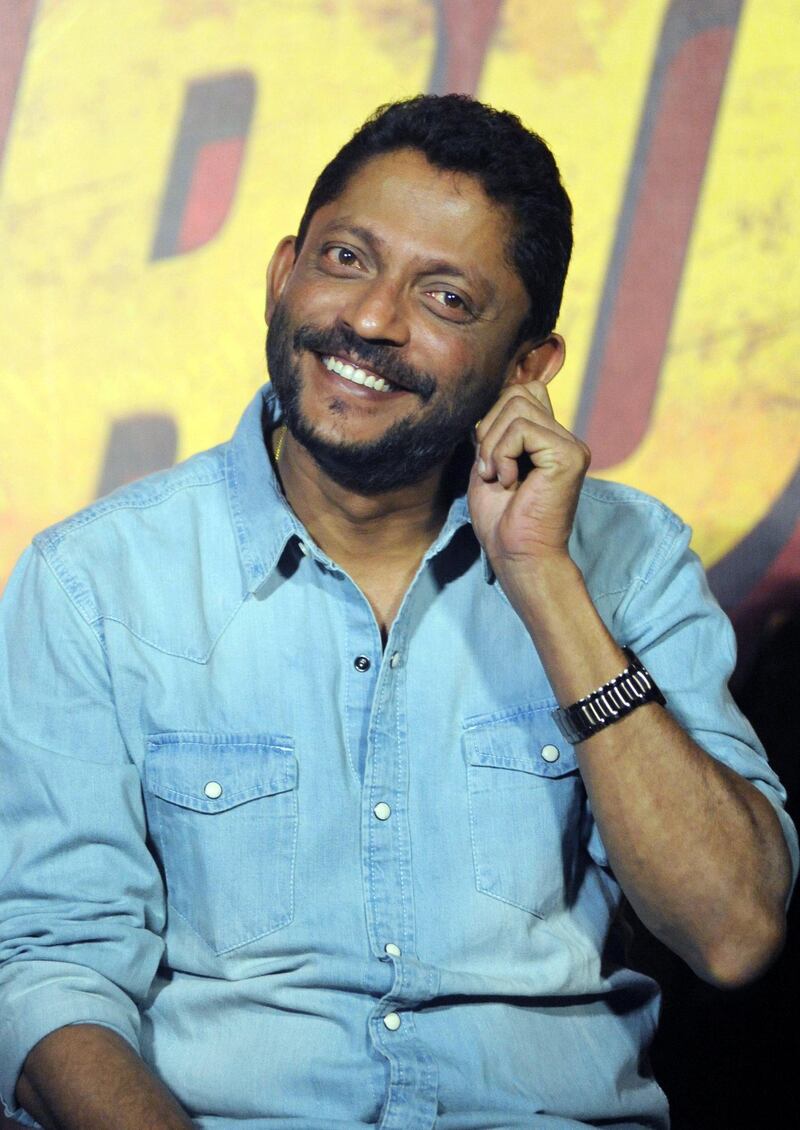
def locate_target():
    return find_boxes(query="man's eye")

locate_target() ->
[326,246,359,267]
[424,289,467,316]
[428,290,468,313]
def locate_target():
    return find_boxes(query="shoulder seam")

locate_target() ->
[37,465,225,550]
[34,542,106,647]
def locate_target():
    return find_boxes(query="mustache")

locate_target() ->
[292,322,437,403]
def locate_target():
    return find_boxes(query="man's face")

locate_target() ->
[265,148,533,494]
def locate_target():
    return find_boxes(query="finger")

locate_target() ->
[475,380,554,442]
[490,418,572,488]
[483,415,590,489]
[476,396,575,480]
[522,379,555,419]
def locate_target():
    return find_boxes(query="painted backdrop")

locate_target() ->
[1,0,799,675]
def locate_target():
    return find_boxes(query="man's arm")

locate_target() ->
[470,376,795,986]
[0,547,168,1120]
[499,550,791,985]
[17,1026,192,1130]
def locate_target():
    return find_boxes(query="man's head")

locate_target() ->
[295,94,573,348]
[265,96,572,495]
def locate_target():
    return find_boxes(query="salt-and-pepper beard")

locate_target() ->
[265,301,506,496]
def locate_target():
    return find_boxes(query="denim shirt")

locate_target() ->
[1,386,796,1129]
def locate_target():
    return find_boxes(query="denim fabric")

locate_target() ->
[1,386,796,1129]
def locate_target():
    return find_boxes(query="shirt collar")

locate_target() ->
[225,385,301,593]
[225,384,490,593]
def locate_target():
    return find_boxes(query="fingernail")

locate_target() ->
[477,457,487,476]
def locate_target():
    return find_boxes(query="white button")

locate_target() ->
[373,802,392,821]
[389,651,401,669]
[384,943,401,957]
[297,540,309,556]
[204,781,223,799]
[383,1012,401,1031]
[540,744,560,763]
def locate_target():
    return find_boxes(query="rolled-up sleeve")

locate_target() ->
[0,547,165,1120]
[613,517,799,889]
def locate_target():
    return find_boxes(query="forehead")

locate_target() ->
[308,148,522,291]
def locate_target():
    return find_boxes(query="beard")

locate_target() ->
[265,301,505,496]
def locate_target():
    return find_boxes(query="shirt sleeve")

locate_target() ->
[0,546,166,1121]
[610,516,799,890]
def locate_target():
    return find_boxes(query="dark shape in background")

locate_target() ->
[94,70,258,500]
[574,0,744,468]
[95,414,179,499]
[709,458,800,684]
[151,70,256,259]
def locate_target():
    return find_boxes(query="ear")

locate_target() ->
[505,333,566,389]
[265,236,297,322]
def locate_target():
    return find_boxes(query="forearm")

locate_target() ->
[17,1024,193,1130]
[508,555,793,986]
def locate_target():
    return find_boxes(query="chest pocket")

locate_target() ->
[144,733,298,954]
[463,706,585,918]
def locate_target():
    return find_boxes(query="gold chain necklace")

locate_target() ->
[273,425,287,464]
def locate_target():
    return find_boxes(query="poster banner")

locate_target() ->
[2,0,798,673]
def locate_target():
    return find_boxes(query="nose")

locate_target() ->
[342,277,410,346]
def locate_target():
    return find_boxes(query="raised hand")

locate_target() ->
[468,378,590,587]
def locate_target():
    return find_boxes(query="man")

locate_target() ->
[0,95,795,1129]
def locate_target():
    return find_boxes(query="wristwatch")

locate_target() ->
[552,647,666,744]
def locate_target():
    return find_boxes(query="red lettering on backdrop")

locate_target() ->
[103,72,256,498]
[0,0,38,187]
[427,0,504,97]
[151,71,256,260]
[177,136,246,254]
[574,0,744,468]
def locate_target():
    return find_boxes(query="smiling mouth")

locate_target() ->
[320,354,400,394]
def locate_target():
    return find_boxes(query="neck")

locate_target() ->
[276,430,452,569]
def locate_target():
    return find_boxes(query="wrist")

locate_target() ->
[495,551,584,627]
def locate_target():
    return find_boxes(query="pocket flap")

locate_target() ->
[145,732,297,812]
[463,704,578,779]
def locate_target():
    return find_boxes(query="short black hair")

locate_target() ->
[295,94,573,345]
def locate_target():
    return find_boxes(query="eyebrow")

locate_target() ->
[319,219,497,303]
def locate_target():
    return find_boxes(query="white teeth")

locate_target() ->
[322,355,395,393]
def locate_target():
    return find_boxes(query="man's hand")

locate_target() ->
[468,378,590,595]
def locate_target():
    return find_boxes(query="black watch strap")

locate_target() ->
[552,647,666,745]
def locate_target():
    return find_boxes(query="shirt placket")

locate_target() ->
[359,602,438,1130]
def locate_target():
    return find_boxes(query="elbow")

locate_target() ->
[694,911,787,990]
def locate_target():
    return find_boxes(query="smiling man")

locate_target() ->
[0,95,796,1130]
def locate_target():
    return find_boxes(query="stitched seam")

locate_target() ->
[39,468,226,549]
[97,591,249,663]
[36,544,104,639]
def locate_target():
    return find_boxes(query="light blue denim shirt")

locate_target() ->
[1,386,796,1129]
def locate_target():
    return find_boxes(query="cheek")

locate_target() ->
[280,273,336,322]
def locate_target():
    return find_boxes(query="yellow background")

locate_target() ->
[1,0,798,592]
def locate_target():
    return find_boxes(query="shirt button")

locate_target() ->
[203,781,223,799]
[373,802,392,821]
[389,651,401,669]
[297,540,309,556]
[383,1012,401,1031]
[541,744,560,763]
[354,655,371,672]
[384,943,401,957]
